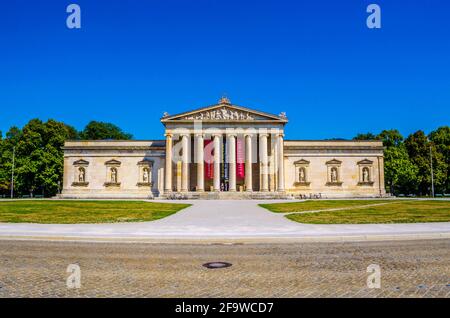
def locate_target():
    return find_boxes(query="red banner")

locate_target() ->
[204,140,214,180]
[236,137,245,179]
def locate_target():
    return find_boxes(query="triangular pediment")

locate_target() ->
[104,159,121,166]
[357,159,374,165]
[294,159,310,165]
[73,159,89,166]
[161,99,287,123]
[326,159,342,165]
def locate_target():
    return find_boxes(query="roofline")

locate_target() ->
[65,140,165,142]
[284,139,383,143]
[161,102,287,122]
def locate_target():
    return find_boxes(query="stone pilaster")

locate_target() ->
[277,133,285,192]
[181,134,189,192]
[164,133,173,192]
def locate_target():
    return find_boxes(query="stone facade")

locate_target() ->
[61,98,386,199]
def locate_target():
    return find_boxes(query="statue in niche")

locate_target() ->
[143,168,149,183]
[299,168,306,183]
[110,168,117,183]
[362,167,369,182]
[330,167,338,183]
[78,167,85,183]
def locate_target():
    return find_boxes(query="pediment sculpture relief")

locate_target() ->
[182,107,255,120]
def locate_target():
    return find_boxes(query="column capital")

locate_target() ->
[194,133,204,138]
[259,133,269,138]
[226,133,237,138]
[164,133,173,138]
[180,133,190,138]
[212,133,222,138]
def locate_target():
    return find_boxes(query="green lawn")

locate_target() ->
[259,200,393,213]
[0,200,191,224]
[260,200,450,224]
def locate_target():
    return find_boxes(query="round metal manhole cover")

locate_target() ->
[202,262,232,269]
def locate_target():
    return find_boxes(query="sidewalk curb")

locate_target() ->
[0,232,449,244]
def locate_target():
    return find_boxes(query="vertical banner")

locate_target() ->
[204,139,213,180]
[221,138,225,182]
[223,137,228,190]
[236,137,245,179]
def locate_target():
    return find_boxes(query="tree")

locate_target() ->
[80,121,132,140]
[384,145,419,195]
[405,130,447,195]
[378,129,404,148]
[353,132,379,141]
[0,119,80,197]
[0,127,22,196]
[429,126,450,193]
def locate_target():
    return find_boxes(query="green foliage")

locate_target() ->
[80,121,132,140]
[0,119,131,197]
[352,132,379,141]
[378,129,404,148]
[384,145,419,194]
[354,127,450,196]
[429,126,450,193]
[405,131,447,194]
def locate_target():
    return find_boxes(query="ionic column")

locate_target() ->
[164,133,173,192]
[277,133,285,192]
[259,133,269,192]
[181,134,189,192]
[378,156,386,196]
[228,134,237,192]
[245,134,253,192]
[213,134,221,191]
[196,134,204,192]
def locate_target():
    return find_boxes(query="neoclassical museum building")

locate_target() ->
[61,97,386,199]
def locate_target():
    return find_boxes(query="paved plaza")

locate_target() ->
[0,200,449,241]
[0,239,449,297]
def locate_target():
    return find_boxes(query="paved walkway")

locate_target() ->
[1,239,449,297]
[0,200,449,242]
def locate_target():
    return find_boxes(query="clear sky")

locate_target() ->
[1,0,449,140]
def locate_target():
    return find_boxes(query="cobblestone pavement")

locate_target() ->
[0,239,449,298]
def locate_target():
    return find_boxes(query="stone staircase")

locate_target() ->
[160,191,290,200]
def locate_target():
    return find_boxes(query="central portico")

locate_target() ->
[61,97,385,199]
[161,97,288,195]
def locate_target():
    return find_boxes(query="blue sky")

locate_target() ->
[1,0,449,140]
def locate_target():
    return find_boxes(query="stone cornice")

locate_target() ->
[161,103,287,123]
[285,145,384,151]
[63,146,166,151]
